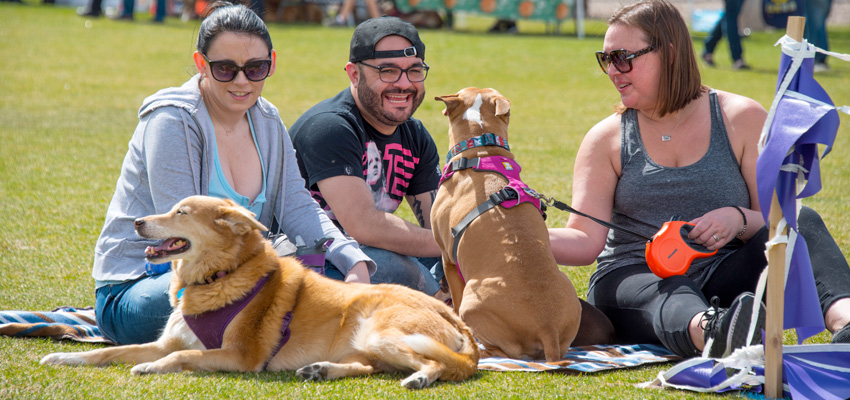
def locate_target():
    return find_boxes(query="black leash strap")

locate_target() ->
[546,198,654,242]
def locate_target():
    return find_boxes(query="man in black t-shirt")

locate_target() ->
[289,16,445,298]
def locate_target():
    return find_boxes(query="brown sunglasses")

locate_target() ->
[595,46,654,73]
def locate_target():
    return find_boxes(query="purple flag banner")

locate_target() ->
[755,35,844,343]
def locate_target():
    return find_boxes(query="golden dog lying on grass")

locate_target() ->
[41,196,478,389]
[432,87,615,362]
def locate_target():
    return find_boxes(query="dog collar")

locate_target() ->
[204,270,228,285]
[176,271,229,299]
[445,133,509,163]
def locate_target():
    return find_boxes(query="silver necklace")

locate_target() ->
[643,103,692,142]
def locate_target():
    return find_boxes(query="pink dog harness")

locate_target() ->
[439,154,547,278]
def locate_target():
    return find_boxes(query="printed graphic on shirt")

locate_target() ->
[364,141,420,213]
[310,140,421,223]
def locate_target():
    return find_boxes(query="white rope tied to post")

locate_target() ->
[752,214,803,351]
[758,36,850,154]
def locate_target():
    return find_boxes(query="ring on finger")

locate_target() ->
[713,234,720,241]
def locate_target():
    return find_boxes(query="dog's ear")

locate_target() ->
[435,93,461,116]
[494,96,511,119]
[218,205,268,235]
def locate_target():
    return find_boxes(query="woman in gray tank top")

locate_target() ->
[549,0,850,358]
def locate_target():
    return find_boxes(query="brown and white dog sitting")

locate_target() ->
[432,88,614,362]
[41,196,478,389]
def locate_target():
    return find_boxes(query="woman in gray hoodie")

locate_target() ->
[92,1,375,345]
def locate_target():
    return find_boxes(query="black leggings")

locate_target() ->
[587,206,850,357]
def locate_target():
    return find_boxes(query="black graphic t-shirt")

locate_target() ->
[289,89,441,222]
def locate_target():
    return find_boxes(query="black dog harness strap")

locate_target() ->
[450,186,524,264]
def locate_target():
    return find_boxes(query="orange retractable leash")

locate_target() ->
[643,220,718,278]
[539,196,717,278]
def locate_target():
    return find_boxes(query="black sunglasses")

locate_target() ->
[595,46,654,74]
[359,61,430,83]
[202,53,272,82]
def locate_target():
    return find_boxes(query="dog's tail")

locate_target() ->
[402,322,479,381]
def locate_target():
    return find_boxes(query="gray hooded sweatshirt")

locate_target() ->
[92,74,374,284]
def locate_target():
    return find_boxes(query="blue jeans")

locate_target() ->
[805,0,832,63]
[95,272,173,345]
[121,0,166,20]
[324,246,442,295]
[704,0,744,61]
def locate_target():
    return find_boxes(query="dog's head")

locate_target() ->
[135,196,268,277]
[435,87,511,146]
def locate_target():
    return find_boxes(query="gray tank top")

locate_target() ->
[592,90,750,285]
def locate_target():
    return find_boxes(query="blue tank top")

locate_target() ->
[592,90,750,285]
[209,112,267,216]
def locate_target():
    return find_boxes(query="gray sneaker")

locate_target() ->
[832,322,850,343]
[701,292,766,358]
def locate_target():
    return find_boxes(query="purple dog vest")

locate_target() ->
[180,274,292,370]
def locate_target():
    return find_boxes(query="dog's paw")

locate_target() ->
[130,362,157,375]
[401,372,431,390]
[130,361,179,375]
[40,352,86,366]
[296,363,328,382]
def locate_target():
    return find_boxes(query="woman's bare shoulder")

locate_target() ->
[585,112,622,142]
[714,89,767,137]
[714,89,766,119]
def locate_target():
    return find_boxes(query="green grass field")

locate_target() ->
[1,2,849,398]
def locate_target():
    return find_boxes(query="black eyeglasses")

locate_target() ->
[359,61,430,83]
[595,46,654,74]
[202,53,272,82]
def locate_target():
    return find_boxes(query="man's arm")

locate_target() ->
[406,189,436,229]
[317,175,441,257]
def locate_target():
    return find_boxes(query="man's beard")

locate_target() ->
[357,78,424,127]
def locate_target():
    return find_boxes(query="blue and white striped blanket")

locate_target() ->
[477,343,680,373]
[0,306,114,344]
[1,307,679,373]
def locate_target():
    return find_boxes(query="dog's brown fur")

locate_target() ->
[432,88,615,362]
[41,196,478,389]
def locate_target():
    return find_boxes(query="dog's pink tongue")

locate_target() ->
[145,238,185,255]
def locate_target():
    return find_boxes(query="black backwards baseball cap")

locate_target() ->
[349,16,425,63]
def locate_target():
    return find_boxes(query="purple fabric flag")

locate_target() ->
[663,359,739,391]
[650,344,850,399]
[781,345,850,400]
[756,40,839,343]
